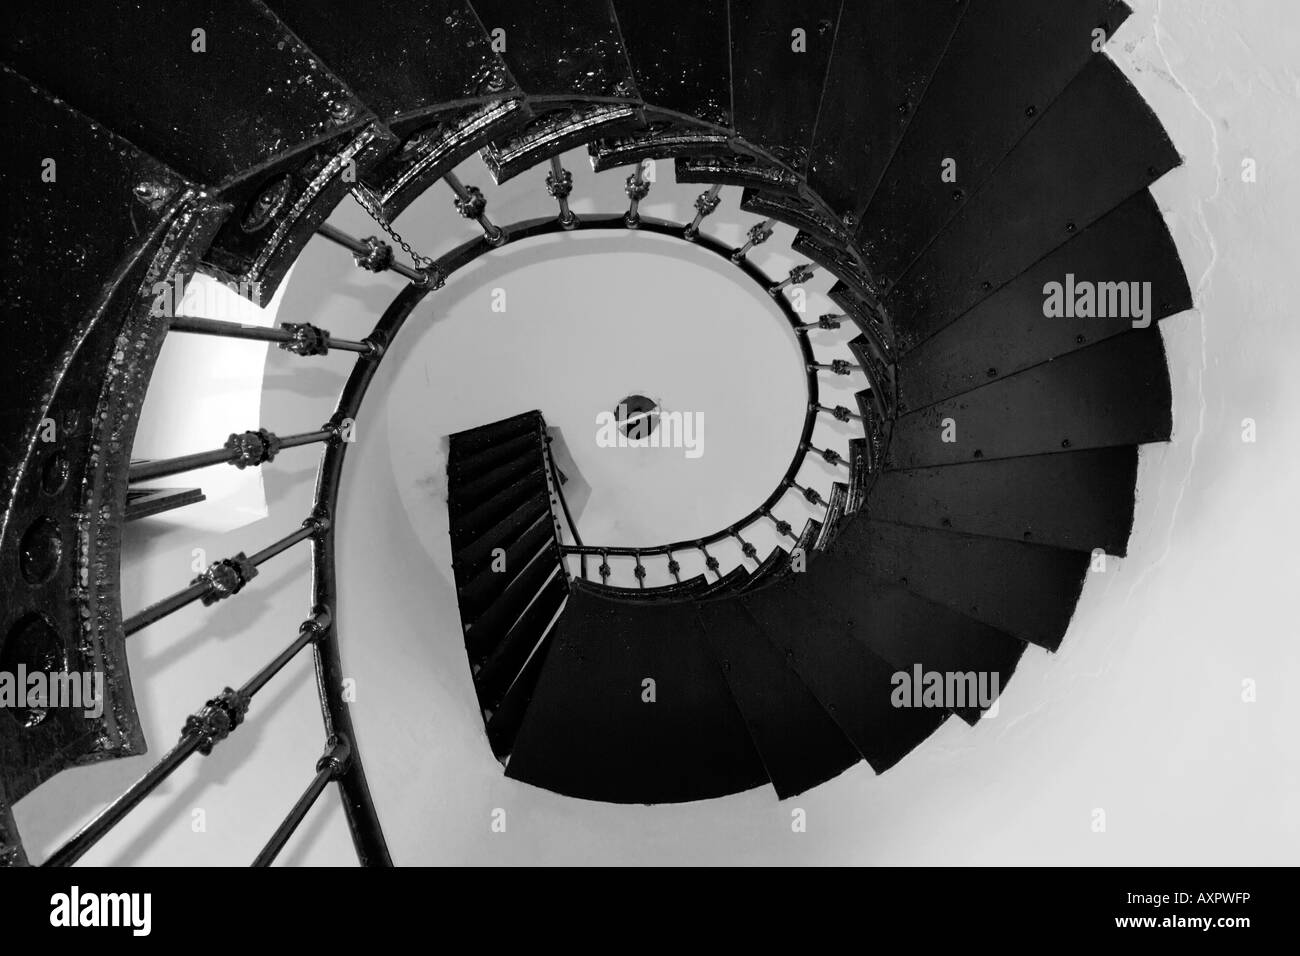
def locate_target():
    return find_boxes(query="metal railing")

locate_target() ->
[49,150,888,867]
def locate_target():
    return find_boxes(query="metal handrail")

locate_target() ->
[74,180,886,868]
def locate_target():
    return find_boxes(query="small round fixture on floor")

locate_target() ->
[614,394,660,440]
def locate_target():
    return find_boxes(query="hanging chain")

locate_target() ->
[348,184,435,272]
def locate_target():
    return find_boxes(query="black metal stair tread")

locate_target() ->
[886,54,1181,333]
[854,518,1090,650]
[610,0,731,130]
[739,188,843,240]
[467,0,637,101]
[739,580,949,772]
[696,602,861,799]
[464,542,561,659]
[857,0,1131,287]
[896,191,1193,406]
[458,513,555,617]
[846,438,871,513]
[829,282,892,355]
[814,483,850,552]
[469,0,644,181]
[728,0,842,174]
[807,0,966,222]
[677,156,800,195]
[848,334,892,398]
[2,67,193,452]
[449,464,550,547]
[474,574,568,711]
[447,411,543,462]
[265,0,518,123]
[448,452,544,517]
[736,547,790,594]
[886,329,1171,470]
[699,564,752,600]
[792,231,877,303]
[453,493,550,576]
[448,431,544,480]
[770,552,1028,726]
[1,67,199,802]
[868,447,1141,556]
[504,592,769,803]
[574,575,714,602]
[1,3,366,189]
[484,617,557,759]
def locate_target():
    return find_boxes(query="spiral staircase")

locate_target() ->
[0,0,1191,865]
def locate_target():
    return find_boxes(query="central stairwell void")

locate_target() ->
[0,0,1191,863]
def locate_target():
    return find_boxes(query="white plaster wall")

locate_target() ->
[15,0,1299,864]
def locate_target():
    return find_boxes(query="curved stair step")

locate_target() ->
[739,579,949,772]
[677,157,800,196]
[886,328,1171,470]
[736,547,792,594]
[589,0,733,168]
[857,0,1131,285]
[607,0,731,131]
[1,1,368,190]
[575,575,715,602]
[505,592,768,803]
[856,519,1090,650]
[468,0,643,181]
[265,0,530,216]
[897,190,1192,409]
[696,603,860,798]
[808,0,966,222]
[729,0,841,174]
[1,65,203,804]
[774,554,1028,725]
[887,54,1181,334]
[869,447,1140,555]
[264,0,513,125]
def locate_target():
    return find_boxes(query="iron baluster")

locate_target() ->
[769,263,818,296]
[791,481,825,507]
[684,185,722,240]
[545,156,578,229]
[445,171,507,246]
[795,314,844,334]
[251,735,351,867]
[764,509,798,542]
[814,402,863,422]
[731,219,775,262]
[805,443,847,467]
[43,609,331,867]
[624,162,650,227]
[123,516,329,636]
[317,216,440,288]
[698,542,721,580]
[168,316,375,355]
[731,530,758,564]
[128,425,337,484]
[808,360,864,375]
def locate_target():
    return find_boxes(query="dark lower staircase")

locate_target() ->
[446,412,569,758]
